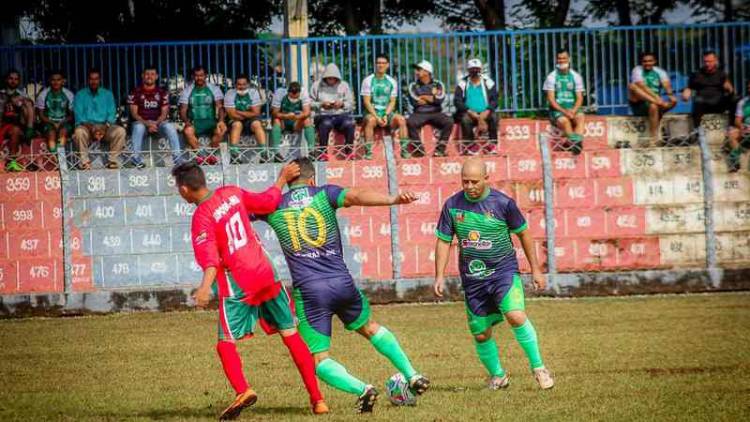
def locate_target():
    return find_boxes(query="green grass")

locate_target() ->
[1,293,749,421]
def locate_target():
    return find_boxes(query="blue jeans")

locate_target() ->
[130,121,182,164]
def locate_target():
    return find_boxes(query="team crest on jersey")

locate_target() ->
[461,230,492,250]
[289,188,312,208]
[484,210,494,219]
[456,211,464,222]
[194,231,208,245]
[467,259,495,278]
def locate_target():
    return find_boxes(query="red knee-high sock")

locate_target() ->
[282,333,323,404]
[216,341,249,395]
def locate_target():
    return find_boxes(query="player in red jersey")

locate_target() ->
[172,161,328,420]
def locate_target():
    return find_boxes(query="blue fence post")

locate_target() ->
[509,31,519,114]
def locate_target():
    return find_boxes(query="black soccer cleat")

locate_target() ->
[356,385,378,413]
[409,374,431,395]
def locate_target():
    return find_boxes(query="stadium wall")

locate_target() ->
[0,113,749,317]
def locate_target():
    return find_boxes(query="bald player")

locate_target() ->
[433,158,554,390]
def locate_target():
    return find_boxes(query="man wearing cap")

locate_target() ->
[406,60,453,158]
[454,59,499,155]
[310,63,355,160]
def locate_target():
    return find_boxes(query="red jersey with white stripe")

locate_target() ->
[191,185,281,304]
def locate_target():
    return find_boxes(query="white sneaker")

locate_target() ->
[534,367,554,390]
[487,374,510,390]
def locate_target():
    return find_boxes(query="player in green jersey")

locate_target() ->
[543,50,585,154]
[727,80,750,172]
[225,74,268,163]
[628,52,677,144]
[434,157,554,391]
[255,157,430,413]
[179,65,227,164]
[360,54,408,160]
[35,70,74,155]
[270,82,315,161]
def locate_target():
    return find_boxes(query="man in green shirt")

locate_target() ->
[543,50,585,154]
[72,68,126,169]
[270,82,315,161]
[225,74,267,163]
[179,65,227,164]
[434,157,553,391]
[36,70,75,155]
[628,52,677,144]
[360,54,408,160]
[727,80,750,172]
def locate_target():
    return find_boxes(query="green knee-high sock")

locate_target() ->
[370,326,417,379]
[474,338,505,377]
[270,124,282,152]
[512,319,544,370]
[303,126,316,149]
[316,357,367,395]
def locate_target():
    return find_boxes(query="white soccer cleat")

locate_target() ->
[534,367,554,390]
[487,374,510,390]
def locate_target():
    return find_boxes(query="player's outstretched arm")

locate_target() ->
[193,266,217,308]
[343,188,417,207]
[275,162,301,190]
[433,238,451,297]
[516,229,546,291]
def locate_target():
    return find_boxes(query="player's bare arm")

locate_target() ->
[274,162,301,190]
[433,238,451,297]
[516,229,546,291]
[193,266,217,308]
[343,189,418,207]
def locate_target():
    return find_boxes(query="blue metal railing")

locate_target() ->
[1,22,748,117]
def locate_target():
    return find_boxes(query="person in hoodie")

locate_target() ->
[453,59,499,155]
[310,63,355,159]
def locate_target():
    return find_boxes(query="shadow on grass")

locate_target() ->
[97,405,309,420]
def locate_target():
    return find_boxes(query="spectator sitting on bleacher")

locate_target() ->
[361,54,408,160]
[628,52,677,144]
[406,60,452,158]
[179,65,226,165]
[127,65,181,168]
[225,74,268,164]
[35,70,74,157]
[682,50,735,128]
[271,82,315,161]
[453,58,499,156]
[72,68,126,170]
[727,80,750,172]
[0,69,36,172]
[543,50,585,154]
[310,63,355,160]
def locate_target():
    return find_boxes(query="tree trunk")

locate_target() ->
[342,1,360,35]
[723,0,734,22]
[368,1,383,34]
[615,0,632,26]
[552,0,571,27]
[473,0,505,30]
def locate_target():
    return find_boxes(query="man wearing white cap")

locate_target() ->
[454,59,499,155]
[406,60,453,158]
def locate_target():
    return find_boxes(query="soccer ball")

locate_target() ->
[385,373,417,406]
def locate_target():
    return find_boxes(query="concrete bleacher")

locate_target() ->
[0,113,748,295]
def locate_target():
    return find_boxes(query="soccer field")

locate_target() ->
[1,293,749,421]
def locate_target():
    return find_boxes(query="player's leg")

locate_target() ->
[229,120,243,148]
[6,125,24,171]
[211,120,226,148]
[216,296,259,420]
[250,119,269,158]
[44,124,58,153]
[466,297,508,389]
[58,124,70,152]
[259,287,326,412]
[554,114,579,153]
[292,286,368,395]
[390,113,409,159]
[459,113,477,155]
[500,274,553,389]
[298,118,316,154]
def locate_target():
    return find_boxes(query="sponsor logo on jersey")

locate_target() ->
[289,188,312,208]
[194,231,208,245]
[461,230,492,250]
[456,211,465,222]
[467,259,496,278]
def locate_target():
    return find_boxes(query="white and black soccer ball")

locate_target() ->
[385,373,417,406]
